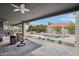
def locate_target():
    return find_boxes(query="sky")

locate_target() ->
[31,12,75,26]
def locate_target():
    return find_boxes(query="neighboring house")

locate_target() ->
[47,22,69,34]
[47,22,68,28]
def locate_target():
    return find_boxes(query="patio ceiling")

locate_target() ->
[0,3,79,25]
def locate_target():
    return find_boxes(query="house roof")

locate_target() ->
[48,23,68,28]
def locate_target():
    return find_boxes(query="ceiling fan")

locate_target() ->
[11,4,30,14]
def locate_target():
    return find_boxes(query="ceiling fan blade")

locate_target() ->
[11,4,19,8]
[13,9,20,11]
[24,8,30,12]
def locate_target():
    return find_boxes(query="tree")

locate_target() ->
[28,25,47,33]
[36,25,47,32]
[54,26,62,32]
[28,25,36,31]
[68,22,75,34]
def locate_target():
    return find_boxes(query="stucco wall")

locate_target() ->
[75,11,79,47]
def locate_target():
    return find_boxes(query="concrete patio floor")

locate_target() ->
[0,40,41,56]
[26,37,79,56]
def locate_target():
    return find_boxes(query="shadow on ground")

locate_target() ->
[0,40,42,56]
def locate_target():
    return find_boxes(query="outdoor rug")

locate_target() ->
[0,40,42,56]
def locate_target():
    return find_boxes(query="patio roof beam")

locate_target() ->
[12,5,79,26]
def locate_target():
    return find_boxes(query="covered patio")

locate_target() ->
[0,3,79,56]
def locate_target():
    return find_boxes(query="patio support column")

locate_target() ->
[17,22,25,47]
[22,22,28,40]
[75,10,79,48]
[23,23,29,39]
[23,23,26,39]
[22,22,24,39]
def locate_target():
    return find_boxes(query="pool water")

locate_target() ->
[49,35,61,38]
[43,34,61,38]
[42,34,63,41]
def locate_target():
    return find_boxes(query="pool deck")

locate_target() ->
[63,35,75,44]
[26,37,79,56]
